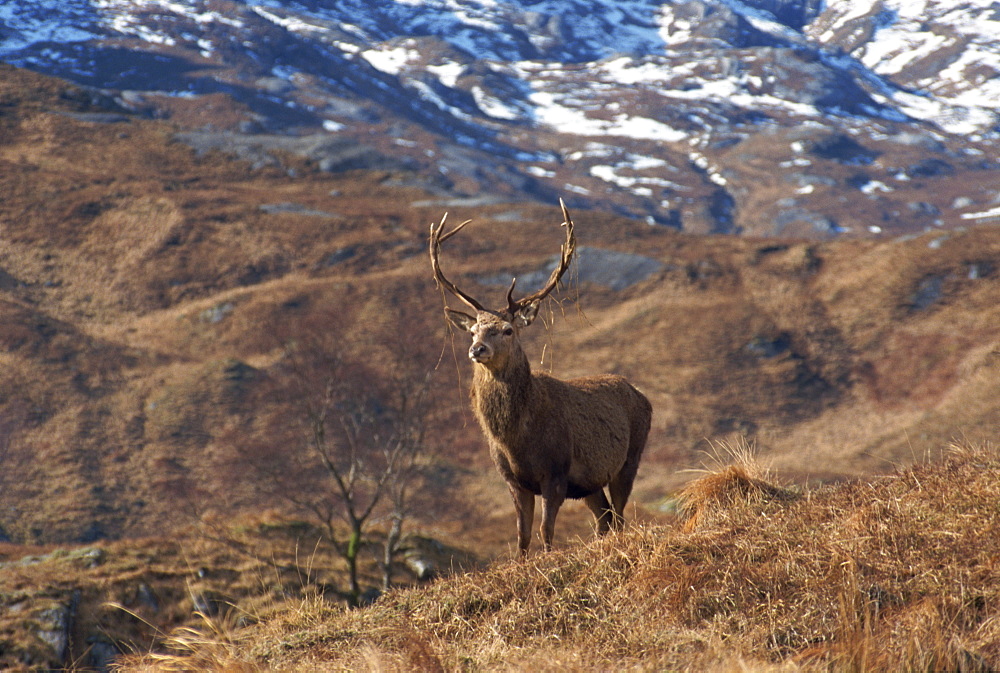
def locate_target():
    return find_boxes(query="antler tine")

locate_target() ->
[504,276,518,317]
[509,198,577,312]
[429,213,487,313]
[437,214,473,243]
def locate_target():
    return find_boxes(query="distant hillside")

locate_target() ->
[124,442,1000,671]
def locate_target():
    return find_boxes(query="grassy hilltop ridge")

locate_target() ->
[125,442,1000,671]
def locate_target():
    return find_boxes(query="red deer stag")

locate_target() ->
[430,200,652,554]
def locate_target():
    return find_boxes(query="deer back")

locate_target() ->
[533,372,650,491]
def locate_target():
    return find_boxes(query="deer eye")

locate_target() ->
[503,327,514,336]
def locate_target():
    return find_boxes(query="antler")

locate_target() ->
[429,213,487,313]
[506,198,576,316]
[430,200,577,317]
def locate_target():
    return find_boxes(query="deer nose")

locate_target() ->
[469,343,490,362]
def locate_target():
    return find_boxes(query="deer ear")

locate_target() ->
[445,308,477,332]
[514,300,540,328]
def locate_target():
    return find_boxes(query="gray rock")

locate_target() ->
[259,203,337,217]
[404,550,436,581]
[174,131,412,173]
[911,274,945,310]
[86,637,120,672]
[480,245,663,292]
[35,592,79,665]
[199,302,235,324]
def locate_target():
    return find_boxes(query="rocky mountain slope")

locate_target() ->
[3,0,999,235]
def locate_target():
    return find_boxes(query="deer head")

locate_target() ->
[429,200,576,369]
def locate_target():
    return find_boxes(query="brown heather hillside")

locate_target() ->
[0,63,998,667]
[124,442,1000,671]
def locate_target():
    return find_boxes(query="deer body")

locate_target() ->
[473,359,647,500]
[432,202,652,554]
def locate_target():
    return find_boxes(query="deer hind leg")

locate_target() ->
[509,484,535,556]
[584,490,614,535]
[608,462,640,532]
[539,482,566,552]
[609,415,650,531]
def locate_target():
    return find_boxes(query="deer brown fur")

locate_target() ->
[430,201,652,554]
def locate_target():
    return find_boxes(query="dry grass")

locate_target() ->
[117,611,255,673]
[0,514,479,671]
[120,441,1000,671]
[676,438,798,531]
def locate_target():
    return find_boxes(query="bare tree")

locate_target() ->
[239,326,436,606]
[374,362,432,591]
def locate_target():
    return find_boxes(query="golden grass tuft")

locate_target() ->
[678,438,797,532]
[114,611,257,673]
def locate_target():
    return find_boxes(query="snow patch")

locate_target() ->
[361,46,420,75]
[960,205,1000,220]
[471,86,523,120]
[526,166,555,178]
[529,91,687,141]
[861,180,892,195]
[427,61,464,88]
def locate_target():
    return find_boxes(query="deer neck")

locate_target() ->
[471,345,533,445]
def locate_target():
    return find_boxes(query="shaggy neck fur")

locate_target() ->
[471,344,533,446]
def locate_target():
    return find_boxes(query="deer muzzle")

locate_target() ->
[469,341,492,363]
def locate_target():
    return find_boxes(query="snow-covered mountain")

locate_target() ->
[2,0,999,236]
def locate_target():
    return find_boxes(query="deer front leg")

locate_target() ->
[539,481,567,551]
[509,484,535,556]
